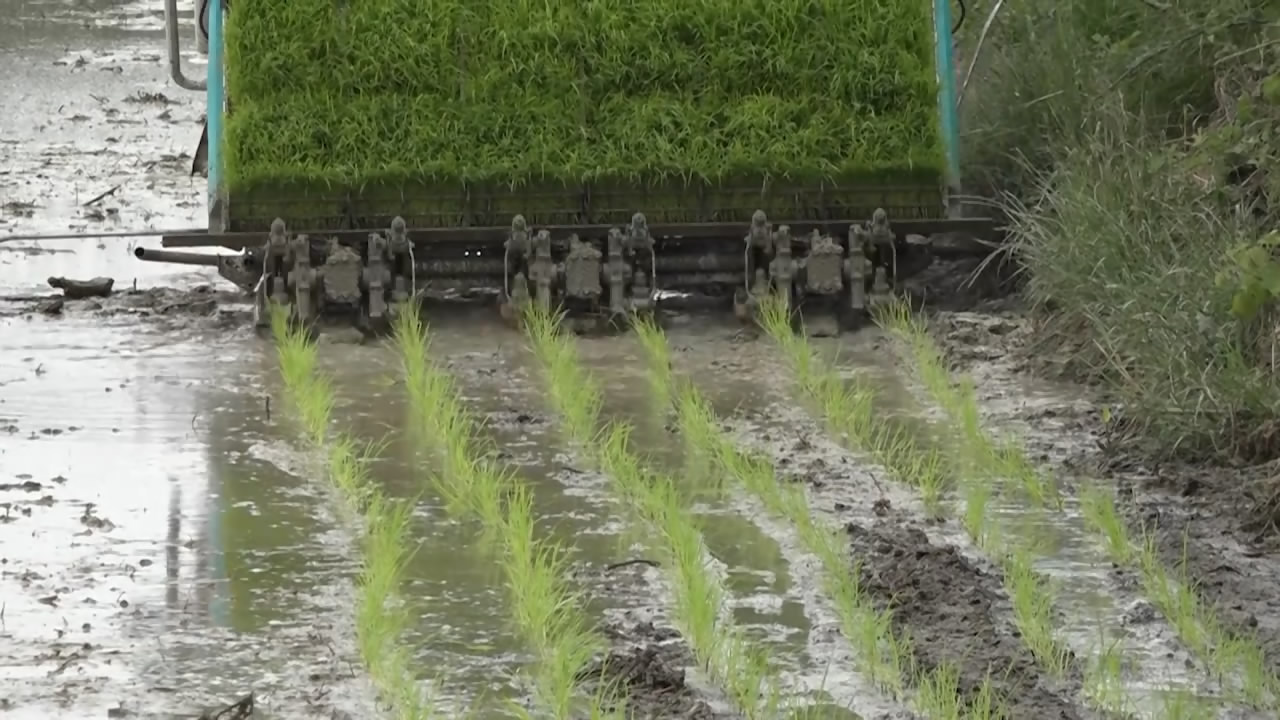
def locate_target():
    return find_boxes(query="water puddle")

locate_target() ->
[0,318,375,718]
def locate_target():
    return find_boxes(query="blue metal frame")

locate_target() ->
[207,0,225,217]
[932,0,961,197]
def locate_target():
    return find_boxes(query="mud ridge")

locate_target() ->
[845,517,1088,720]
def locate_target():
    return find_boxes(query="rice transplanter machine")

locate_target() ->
[136,0,998,333]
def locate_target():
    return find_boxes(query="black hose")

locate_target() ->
[198,0,229,40]
[953,0,967,34]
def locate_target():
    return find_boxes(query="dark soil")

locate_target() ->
[897,252,1022,313]
[844,518,1086,720]
[579,618,726,720]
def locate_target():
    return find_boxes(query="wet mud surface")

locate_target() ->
[927,309,1280,673]
[845,519,1085,719]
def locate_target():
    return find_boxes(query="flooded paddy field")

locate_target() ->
[4,2,1280,719]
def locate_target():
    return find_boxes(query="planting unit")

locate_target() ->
[141,0,996,333]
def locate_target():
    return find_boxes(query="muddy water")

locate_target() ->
[0,317,378,718]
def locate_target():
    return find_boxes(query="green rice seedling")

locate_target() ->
[1002,548,1072,678]
[1082,630,1131,715]
[501,483,620,719]
[525,306,787,719]
[869,301,1280,710]
[1073,480,1279,707]
[873,299,1061,509]
[758,296,949,508]
[962,479,992,548]
[1156,688,1219,720]
[1078,485,1134,565]
[757,296,1093,708]
[269,304,439,719]
[915,663,1007,720]
[389,305,624,720]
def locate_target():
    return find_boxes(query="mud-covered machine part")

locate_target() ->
[133,207,980,332]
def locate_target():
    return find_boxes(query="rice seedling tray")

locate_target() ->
[222,0,946,229]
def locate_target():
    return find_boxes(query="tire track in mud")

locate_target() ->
[928,311,1280,709]
[724,405,1093,720]
[435,344,730,719]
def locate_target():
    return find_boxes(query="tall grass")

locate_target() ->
[960,0,1279,457]
[879,301,1280,711]
[632,315,1006,719]
[390,305,622,720]
[269,305,437,719]
[522,305,786,719]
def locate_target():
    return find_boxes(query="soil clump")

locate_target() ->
[579,619,726,720]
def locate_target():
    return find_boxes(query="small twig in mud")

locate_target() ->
[199,693,254,720]
[82,184,121,207]
[605,558,660,572]
[49,652,83,676]
[264,396,271,421]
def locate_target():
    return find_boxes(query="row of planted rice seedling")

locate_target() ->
[521,305,786,718]
[630,316,1005,720]
[269,306,437,719]
[875,301,1280,715]
[754,296,1096,716]
[388,305,622,720]
[224,0,942,195]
